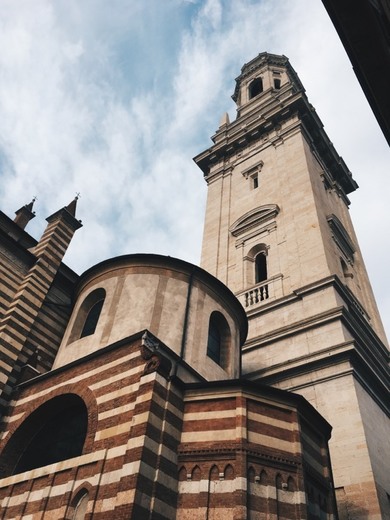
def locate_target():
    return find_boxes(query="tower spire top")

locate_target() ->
[14,197,37,230]
[65,193,80,217]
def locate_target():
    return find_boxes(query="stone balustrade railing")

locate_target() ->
[236,274,284,310]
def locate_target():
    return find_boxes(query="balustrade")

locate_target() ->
[236,274,283,310]
[245,284,269,307]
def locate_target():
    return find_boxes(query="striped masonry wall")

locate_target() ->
[22,280,75,373]
[301,420,334,519]
[0,208,80,409]
[0,333,336,519]
[177,388,336,519]
[0,253,28,393]
[0,333,184,519]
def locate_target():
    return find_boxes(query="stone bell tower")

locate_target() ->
[195,53,390,519]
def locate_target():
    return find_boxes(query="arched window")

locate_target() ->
[207,318,221,364]
[276,474,284,489]
[206,311,231,369]
[287,476,296,491]
[0,394,88,477]
[80,299,104,338]
[224,464,234,480]
[244,243,269,288]
[210,465,219,481]
[178,466,187,481]
[247,466,256,483]
[68,288,106,344]
[71,489,89,520]
[192,465,201,481]
[255,252,267,283]
[249,78,263,99]
[274,78,281,89]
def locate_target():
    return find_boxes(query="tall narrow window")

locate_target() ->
[206,312,231,369]
[255,252,267,283]
[80,299,104,338]
[248,78,263,99]
[68,288,106,344]
[252,174,259,189]
[274,78,281,89]
[72,489,89,520]
[207,318,221,364]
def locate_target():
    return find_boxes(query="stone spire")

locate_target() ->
[64,194,80,218]
[13,198,36,230]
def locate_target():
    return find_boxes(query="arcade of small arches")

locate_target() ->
[178,462,298,491]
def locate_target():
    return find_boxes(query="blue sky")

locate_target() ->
[0,0,389,338]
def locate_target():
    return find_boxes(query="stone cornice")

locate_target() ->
[249,342,390,417]
[230,205,280,237]
[244,274,389,360]
[178,443,301,471]
[46,206,83,231]
[242,276,390,414]
[194,92,357,195]
[232,52,303,102]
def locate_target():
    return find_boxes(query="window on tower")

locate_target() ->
[242,160,264,189]
[327,214,355,264]
[255,252,267,283]
[248,77,263,99]
[242,245,270,304]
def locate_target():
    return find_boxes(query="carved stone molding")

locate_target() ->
[141,331,171,377]
[326,214,355,263]
[242,160,264,179]
[230,204,280,238]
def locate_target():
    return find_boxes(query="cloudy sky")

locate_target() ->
[0,0,389,337]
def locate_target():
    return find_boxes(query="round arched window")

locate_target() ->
[71,489,89,520]
[67,288,106,344]
[248,77,263,99]
[206,311,231,369]
[0,394,88,477]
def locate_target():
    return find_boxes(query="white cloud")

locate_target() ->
[0,0,388,339]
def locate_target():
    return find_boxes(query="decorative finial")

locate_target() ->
[219,112,230,127]
[25,196,37,212]
[65,193,80,217]
[14,197,37,229]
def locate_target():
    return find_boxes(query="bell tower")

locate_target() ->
[195,53,390,519]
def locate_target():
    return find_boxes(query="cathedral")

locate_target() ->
[0,53,388,519]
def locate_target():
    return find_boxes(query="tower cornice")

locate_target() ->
[194,92,357,194]
[232,52,305,102]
